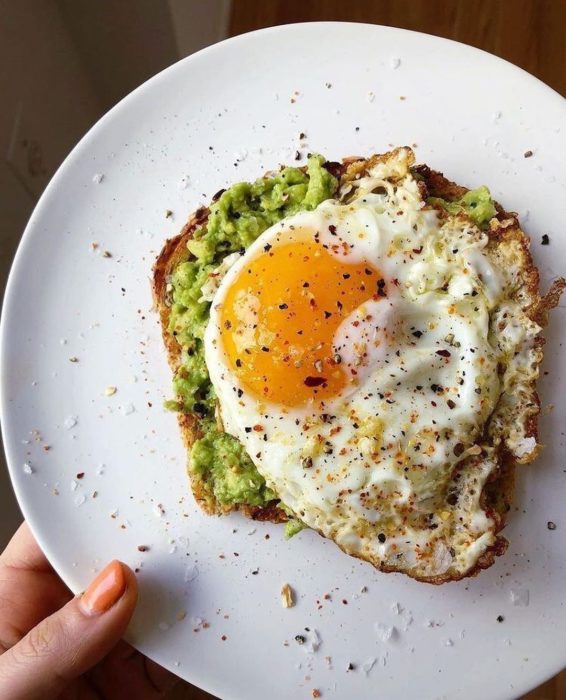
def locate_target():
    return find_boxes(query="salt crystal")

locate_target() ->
[158,622,170,631]
[234,149,248,162]
[362,657,377,675]
[443,638,454,647]
[118,403,135,416]
[92,173,104,184]
[390,57,401,69]
[400,609,413,631]
[64,416,78,430]
[74,494,86,507]
[178,175,190,190]
[60,338,68,345]
[184,563,199,582]
[70,480,78,491]
[22,462,33,475]
[302,629,321,653]
[509,588,529,607]
[492,111,502,123]
[367,91,375,103]
[503,638,512,647]
[374,623,396,642]
[391,602,402,615]
[247,528,256,535]
[21,439,30,445]
[169,544,177,554]
[174,661,180,667]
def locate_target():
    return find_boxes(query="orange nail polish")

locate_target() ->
[80,560,126,616]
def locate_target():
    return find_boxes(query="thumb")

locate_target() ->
[0,560,137,700]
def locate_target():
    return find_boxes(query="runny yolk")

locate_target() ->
[219,232,385,407]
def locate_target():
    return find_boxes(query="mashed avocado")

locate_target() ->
[168,155,337,508]
[190,429,277,508]
[429,186,496,228]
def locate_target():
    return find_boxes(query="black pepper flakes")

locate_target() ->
[547,521,557,530]
[295,634,306,645]
[496,615,504,623]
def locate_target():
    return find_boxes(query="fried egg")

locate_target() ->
[203,149,539,580]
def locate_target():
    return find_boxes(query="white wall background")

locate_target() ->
[0,0,230,548]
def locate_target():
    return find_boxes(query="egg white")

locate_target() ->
[203,149,540,579]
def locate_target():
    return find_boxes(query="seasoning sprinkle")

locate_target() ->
[280,583,295,608]
[304,376,326,387]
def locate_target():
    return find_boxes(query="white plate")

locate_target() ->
[2,23,566,700]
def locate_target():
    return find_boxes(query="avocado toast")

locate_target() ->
[153,148,564,582]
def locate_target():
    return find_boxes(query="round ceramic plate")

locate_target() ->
[2,23,565,700]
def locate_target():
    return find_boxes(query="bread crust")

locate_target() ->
[153,150,564,582]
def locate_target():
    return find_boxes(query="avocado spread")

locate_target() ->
[429,185,496,228]
[168,155,337,511]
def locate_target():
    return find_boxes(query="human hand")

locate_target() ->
[0,522,178,699]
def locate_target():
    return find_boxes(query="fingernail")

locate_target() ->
[80,560,126,616]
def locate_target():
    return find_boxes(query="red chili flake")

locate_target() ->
[329,225,337,235]
[304,376,326,387]
[137,545,149,552]
[412,246,423,254]
[436,349,451,357]
[253,424,264,432]
[76,472,85,479]
[221,635,227,641]
[447,399,456,409]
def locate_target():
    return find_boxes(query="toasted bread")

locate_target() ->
[153,150,565,582]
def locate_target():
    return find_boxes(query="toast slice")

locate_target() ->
[153,149,565,581]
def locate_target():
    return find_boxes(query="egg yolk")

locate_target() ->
[219,232,384,406]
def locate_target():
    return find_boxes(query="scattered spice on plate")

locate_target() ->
[541,234,550,245]
[281,583,295,608]
[137,545,149,552]
[523,150,534,158]
[547,521,557,530]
